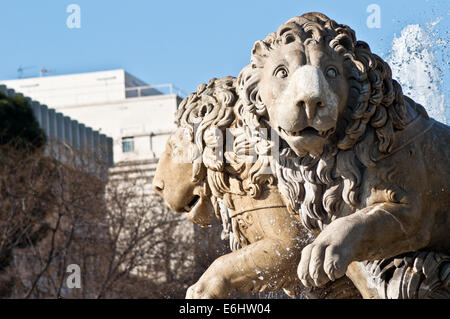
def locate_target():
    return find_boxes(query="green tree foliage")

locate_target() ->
[0,91,46,152]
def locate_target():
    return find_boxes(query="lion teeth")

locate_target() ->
[184,206,192,212]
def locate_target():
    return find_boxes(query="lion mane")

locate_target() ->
[175,76,275,249]
[237,12,429,231]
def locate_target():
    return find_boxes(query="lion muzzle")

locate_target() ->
[275,65,338,134]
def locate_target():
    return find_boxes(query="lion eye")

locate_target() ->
[326,67,337,78]
[274,66,288,79]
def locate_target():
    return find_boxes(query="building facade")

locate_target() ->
[1,69,182,164]
[0,84,114,169]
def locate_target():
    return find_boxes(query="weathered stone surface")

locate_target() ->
[153,77,360,298]
[153,12,449,299]
[237,12,449,298]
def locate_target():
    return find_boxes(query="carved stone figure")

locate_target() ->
[237,12,449,298]
[153,77,360,298]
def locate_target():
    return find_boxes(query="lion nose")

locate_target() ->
[152,178,164,195]
[296,96,325,120]
[286,65,328,122]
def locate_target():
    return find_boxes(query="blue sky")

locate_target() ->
[0,0,448,94]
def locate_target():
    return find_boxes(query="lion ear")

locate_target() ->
[252,40,270,57]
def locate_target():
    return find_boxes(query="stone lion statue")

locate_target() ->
[237,12,449,298]
[152,76,361,298]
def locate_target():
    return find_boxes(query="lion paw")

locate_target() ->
[185,276,230,299]
[297,239,352,288]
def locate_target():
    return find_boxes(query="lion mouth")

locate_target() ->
[278,126,334,138]
[183,195,200,212]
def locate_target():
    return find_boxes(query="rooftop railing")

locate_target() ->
[125,84,187,99]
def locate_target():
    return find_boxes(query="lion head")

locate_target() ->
[237,12,419,231]
[153,77,237,228]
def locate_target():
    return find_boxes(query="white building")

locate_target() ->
[1,69,183,164]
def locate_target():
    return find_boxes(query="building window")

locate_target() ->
[122,137,134,153]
